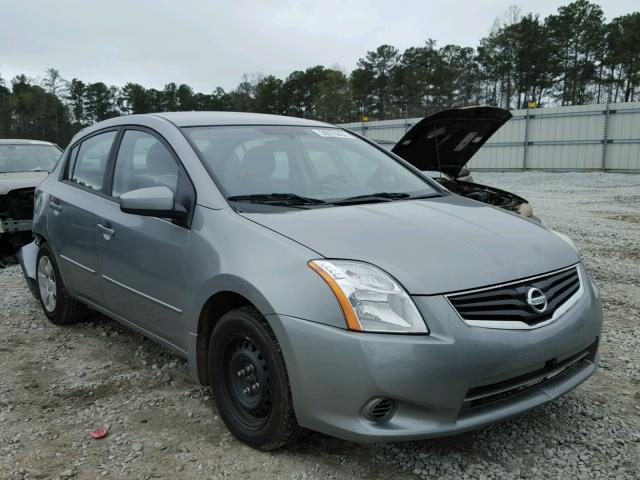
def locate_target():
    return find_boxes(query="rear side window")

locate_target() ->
[112,130,179,198]
[71,131,117,191]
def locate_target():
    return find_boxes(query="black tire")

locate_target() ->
[209,306,302,450]
[36,243,87,325]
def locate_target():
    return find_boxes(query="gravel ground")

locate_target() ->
[1,171,639,480]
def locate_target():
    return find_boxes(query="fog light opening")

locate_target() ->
[365,398,396,423]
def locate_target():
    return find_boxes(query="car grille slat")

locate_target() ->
[448,266,581,326]
[453,298,527,310]
[461,340,598,411]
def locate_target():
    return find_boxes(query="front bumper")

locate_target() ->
[0,218,32,234]
[17,240,39,299]
[271,264,602,442]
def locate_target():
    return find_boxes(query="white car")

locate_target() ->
[0,139,61,254]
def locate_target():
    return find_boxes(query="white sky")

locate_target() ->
[0,0,635,92]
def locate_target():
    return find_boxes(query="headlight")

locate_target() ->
[550,230,578,252]
[308,260,428,333]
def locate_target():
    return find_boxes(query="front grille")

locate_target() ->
[7,188,35,220]
[447,266,581,326]
[461,339,598,411]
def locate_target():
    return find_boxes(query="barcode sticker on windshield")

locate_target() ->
[312,129,354,138]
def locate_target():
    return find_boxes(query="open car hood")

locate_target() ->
[391,106,511,178]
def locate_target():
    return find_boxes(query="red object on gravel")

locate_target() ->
[88,427,109,439]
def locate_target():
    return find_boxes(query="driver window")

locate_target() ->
[112,130,179,198]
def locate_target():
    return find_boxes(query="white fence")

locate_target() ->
[340,101,640,172]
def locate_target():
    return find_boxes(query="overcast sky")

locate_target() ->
[0,0,635,92]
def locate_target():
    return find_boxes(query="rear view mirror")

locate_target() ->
[120,186,186,220]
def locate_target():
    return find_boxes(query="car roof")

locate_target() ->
[70,112,339,146]
[0,139,58,146]
[150,111,332,128]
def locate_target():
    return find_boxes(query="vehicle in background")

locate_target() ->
[373,106,536,219]
[0,139,61,253]
[20,112,600,450]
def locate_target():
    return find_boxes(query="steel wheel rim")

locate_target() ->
[222,334,272,430]
[37,255,57,313]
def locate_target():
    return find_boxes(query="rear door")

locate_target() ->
[95,128,193,351]
[48,130,118,304]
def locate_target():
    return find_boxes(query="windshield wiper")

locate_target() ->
[227,193,327,205]
[410,193,443,199]
[333,192,411,205]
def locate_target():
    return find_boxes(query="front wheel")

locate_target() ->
[208,306,302,450]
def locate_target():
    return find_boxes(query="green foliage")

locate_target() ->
[0,1,638,146]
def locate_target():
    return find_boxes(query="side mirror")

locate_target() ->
[120,186,187,220]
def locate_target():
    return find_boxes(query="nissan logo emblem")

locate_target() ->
[526,287,548,313]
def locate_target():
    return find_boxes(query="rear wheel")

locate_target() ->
[36,243,87,325]
[208,306,302,450]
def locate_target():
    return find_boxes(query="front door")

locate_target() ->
[95,129,191,351]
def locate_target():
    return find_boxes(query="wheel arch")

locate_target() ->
[194,276,277,386]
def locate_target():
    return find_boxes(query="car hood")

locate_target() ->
[392,106,511,178]
[240,196,579,295]
[0,171,49,195]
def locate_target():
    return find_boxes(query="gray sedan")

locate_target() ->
[20,112,602,450]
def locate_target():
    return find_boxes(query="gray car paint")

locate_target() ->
[241,195,579,295]
[24,112,602,443]
[120,186,175,212]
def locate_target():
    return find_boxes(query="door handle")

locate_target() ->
[97,223,115,238]
[49,201,62,211]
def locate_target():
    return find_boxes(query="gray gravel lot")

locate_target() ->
[1,172,639,479]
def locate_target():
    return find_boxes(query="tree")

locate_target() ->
[41,68,67,97]
[281,66,329,118]
[604,12,640,102]
[430,45,479,109]
[479,14,558,108]
[67,78,86,125]
[162,82,179,111]
[254,75,283,114]
[315,69,353,123]
[84,82,119,123]
[0,72,12,137]
[121,82,149,114]
[392,40,439,117]
[10,75,71,142]
[546,0,606,105]
[352,45,400,119]
[229,74,256,112]
[177,84,195,111]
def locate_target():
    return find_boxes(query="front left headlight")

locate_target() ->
[308,260,428,333]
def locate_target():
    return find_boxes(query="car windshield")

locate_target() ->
[183,126,438,205]
[0,144,61,173]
